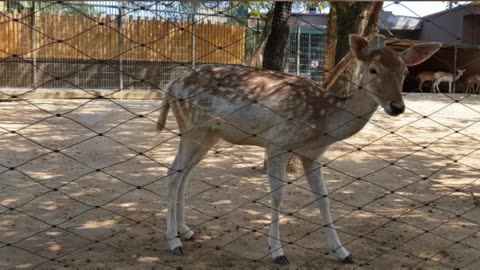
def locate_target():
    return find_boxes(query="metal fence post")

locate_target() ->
[453,45,457,93]
[296,23,301,76]
[118,3,123,90]
[31,1,37,88]
[256,18,259,47]
[191,3,197,69]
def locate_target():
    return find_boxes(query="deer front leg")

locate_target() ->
[301,157,353,263]
[266,148,290,265]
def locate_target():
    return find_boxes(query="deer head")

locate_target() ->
[349,35,441,116]
[456,69,466,80]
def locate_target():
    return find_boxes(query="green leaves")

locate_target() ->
[6,1,95,15]
[445,1,479,9]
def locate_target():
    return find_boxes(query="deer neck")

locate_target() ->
[455,72,463,81]
[320,85,378,141]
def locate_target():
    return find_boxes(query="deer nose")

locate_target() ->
[390,102,405,115]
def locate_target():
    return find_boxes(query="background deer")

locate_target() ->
[432,69,466,93]
[466,74,480,94]
[156,35,440,265]
[417,71,435,92]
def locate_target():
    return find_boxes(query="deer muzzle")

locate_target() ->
[387,101,405,116]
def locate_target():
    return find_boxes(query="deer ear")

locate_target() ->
[401,43,441,66]
[349,34,369,61]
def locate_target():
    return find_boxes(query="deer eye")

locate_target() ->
[369,68,377,75]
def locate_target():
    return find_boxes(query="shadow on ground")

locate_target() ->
[0,94,479,269]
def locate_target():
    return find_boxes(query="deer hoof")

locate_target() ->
[184,234,195,241]
[341,254,354,264]
[172,246,184,256]
[273,255,289,265]
[181,230,195,241]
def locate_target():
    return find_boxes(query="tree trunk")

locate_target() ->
[262,1,292,71]
[246,13,273,67]
[261,2,299,173]
[323,2,383,94]
[323,5,338,76]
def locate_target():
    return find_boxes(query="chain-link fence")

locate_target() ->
[1,1,480,269]
[0,1,258,94]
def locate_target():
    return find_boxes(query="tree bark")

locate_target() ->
[323,2,383,94]
[261,2,299,172]
[246,13,273,67]
[323,4,338,76]
[262,1,292,71]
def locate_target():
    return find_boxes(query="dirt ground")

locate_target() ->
[1,93,480,269]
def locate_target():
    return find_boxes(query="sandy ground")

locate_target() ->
[1,93,480,269]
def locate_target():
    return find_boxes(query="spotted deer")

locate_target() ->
[417,71,435,92]
[432,69,466,93]
[466,74,480,94]
[156,35,440,265]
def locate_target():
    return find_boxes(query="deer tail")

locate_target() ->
[156,94,170,132]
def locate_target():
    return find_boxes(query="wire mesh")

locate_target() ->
[1,1,480,269]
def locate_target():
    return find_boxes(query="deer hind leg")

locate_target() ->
[177,133,219,241]
[418,80,423,93]
[434,81,441,93]
[300,157,353,263]
[266,147,290,265]
[166,129,218,255]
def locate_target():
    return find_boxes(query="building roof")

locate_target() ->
[291,4,477,34]
[386,38,476,49]
[422,3,475,19]
[292,11,424,32]
[379,11,422,31]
